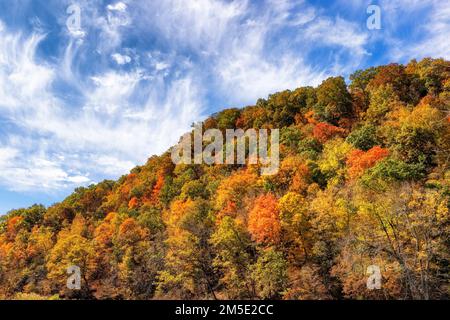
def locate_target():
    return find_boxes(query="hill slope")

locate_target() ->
[1,58,449,300]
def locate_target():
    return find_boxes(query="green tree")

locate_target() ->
[210,216,255,299]
[251,248,288,299]
[346,124,379,151]
[315,76,353,123]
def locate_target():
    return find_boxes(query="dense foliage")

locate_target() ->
[0,58,449,300]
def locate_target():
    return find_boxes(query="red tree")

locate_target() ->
[346,146,390,178]
[248,194,281,245]
[313,122,345,143]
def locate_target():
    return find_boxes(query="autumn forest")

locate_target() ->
[0,58,449,300]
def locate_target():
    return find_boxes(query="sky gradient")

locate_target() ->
[0,0,449,214]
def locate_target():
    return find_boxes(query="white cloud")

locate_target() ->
[0,145,91,192]
[304,17,368,55]
[155,62,170,71]
[0,147,18,167]
[290,7,316,26]
[134,0,248,53]
[68,28,86,39]
[403,1,450,60]
[212,1,365,103]
[379,0,449,61]
[106,2,130,27]
[147,51,176,74]
[216,26,326,103]
[86,70,142,114]
[0,31,54,110]
[0,21,203,192]
[72,0,132,55]
[132,0,368,104]
[107,2,127,12]
[90,155,135,176]
[78,0,370,107]
[111,53,131,65]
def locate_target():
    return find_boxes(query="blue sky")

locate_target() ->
[0,0,448,214]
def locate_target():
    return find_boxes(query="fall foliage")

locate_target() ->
[346,146,390,179]
[248,194,281,245]
[0,58,449,300]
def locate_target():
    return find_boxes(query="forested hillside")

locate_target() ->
[0,58,449,300]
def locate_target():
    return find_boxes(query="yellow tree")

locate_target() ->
[278,192,312,263]
[351,184,449,299]
[210,216,255,299]
[46,215,97,298]
[157,199,217,299]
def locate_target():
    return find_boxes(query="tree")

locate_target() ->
[46,216,97,298]
[92,212,117,295]
[318,138,353,184]
[367,63,425,104]
[331,245,402,299]
[180,180,208,200]
[361,158,426,190]
[313,122,345,143]
[264,88,316,127]
[280,126,303,152]
[284,265,330,300]
[128,197,139,209]
[407,58,450,96]
[236,106,269,129]
[23,226,54,294]
[351,184,449,299]
[346,146,390,179]
[156,199,217,299]
[116,217,162,299]
[0,57,449,300]
[315,76,353,123]
[251,248,288,299]
[216,108,241,130]
[248,194,281,245]
[349,67,378,114]
[350,67,378,93]
[391,101,446,167]
[215,169,260,220]
[278,192,312,262]
[210,216,255,299]
[394,126,436,166]
[346,124,379,151]
[365,84,401,122]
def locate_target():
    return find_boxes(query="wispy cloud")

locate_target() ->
[403,1,450,60]
[133,0,248,54]
[378,0,449,61]
[302,17,368,55]
[111,53,131,65]
[0,20,203,192]
[0,0,443,205]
